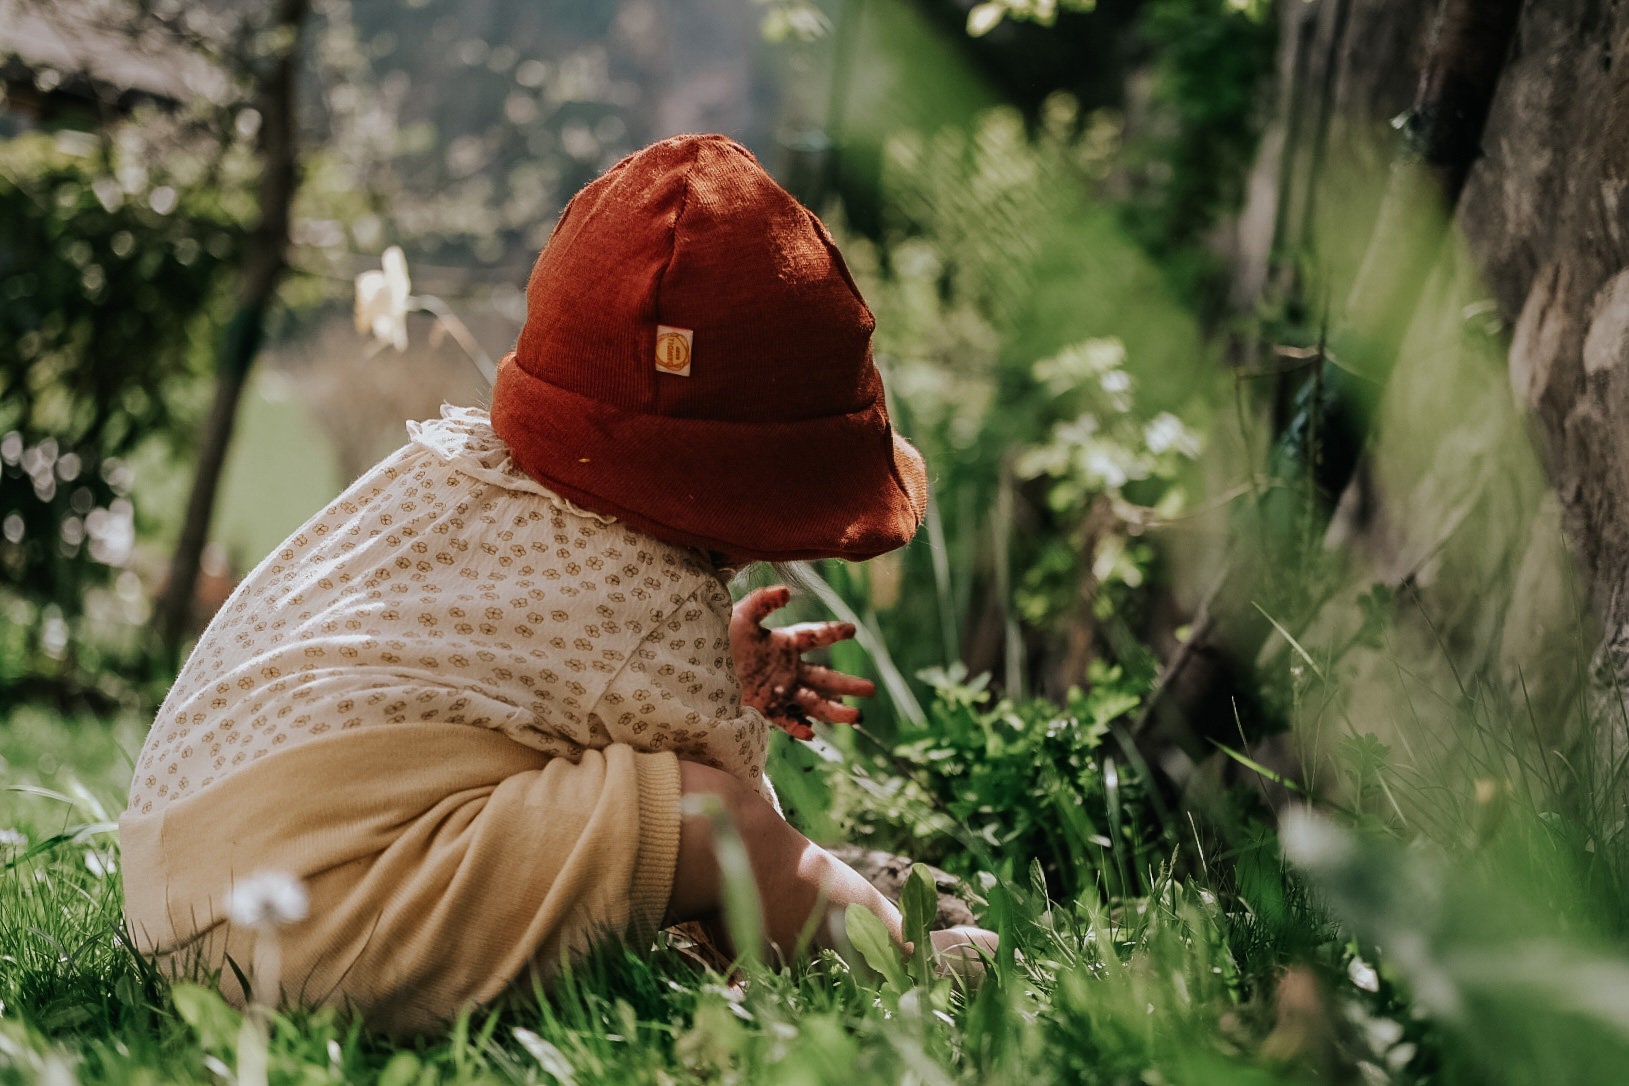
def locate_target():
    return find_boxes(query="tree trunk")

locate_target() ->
[154,0,310,663]
[1339,0,1526,380]
[1134,0,1524,763]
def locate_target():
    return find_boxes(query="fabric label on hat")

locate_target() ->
[655,325,693,376]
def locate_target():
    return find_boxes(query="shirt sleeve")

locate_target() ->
[587,577,776,807]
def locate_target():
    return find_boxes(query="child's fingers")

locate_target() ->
[780,621,857,653]
[799,665,875,699]
[793,687,861,725]
[731,586,791,638]
[770,713,815,741]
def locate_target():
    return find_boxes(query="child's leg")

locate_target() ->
[666,761,904,957]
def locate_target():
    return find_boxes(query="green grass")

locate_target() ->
[0,705,1308,1085]
[6,641,1629,1083]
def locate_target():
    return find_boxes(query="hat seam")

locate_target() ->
[649,143,697,327]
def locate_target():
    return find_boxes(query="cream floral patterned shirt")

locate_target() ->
[129,406,772,816]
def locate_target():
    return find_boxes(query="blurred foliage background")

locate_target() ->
[0,0,1277,714]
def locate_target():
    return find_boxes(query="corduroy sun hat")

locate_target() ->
[490,133,928,562]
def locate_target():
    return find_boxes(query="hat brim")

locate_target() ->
[490,356,929,562]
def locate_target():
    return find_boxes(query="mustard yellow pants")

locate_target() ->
[120,723,681,1035]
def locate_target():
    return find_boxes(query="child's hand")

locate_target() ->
[730,586,876,740]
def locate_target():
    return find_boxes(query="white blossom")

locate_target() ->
[1349,955,1381,992]
[1083,448,1128,489]
[354,246,412,351]
[1144,412,1202,458]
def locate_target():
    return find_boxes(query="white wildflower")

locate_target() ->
[967,2,1005,36]
[226,870,309,929]
[1083,447,1128,489]
[354,246,412,351]
[1279,807,1356,871]
[0,828,28,848]
[1034,338,1126,393]
[1144,412,1202,458]
[1348,955,1381,992]
[84,849,116,878]
[1054,413,1099,445]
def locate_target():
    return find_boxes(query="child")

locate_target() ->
[120,134,996,1034]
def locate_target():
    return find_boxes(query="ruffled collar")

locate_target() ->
[407,405,618,524]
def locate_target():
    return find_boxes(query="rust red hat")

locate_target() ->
[490,133,928,561]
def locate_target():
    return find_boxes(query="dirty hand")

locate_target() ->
[730,585,876,740]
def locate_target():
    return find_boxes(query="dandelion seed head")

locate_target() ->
[226,869,309,929]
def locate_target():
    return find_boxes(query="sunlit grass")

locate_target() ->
[9,646,1629,1086]
[0,705,1308,1086]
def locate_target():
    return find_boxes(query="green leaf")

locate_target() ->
[902,863,938,984]
[899,866,938,983]
[844,903,909,992]
[1251,601,1325,681]
[170,982,241,1052]
[1086,689,1142,735]
[1209,740,1306,795]
[375,1052,422,1086]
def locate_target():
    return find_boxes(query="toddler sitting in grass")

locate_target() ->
[120,133,996,1034]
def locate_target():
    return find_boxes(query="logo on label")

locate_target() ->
[655,325,693,376]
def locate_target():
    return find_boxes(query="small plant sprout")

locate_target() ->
[353,245,411,352]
